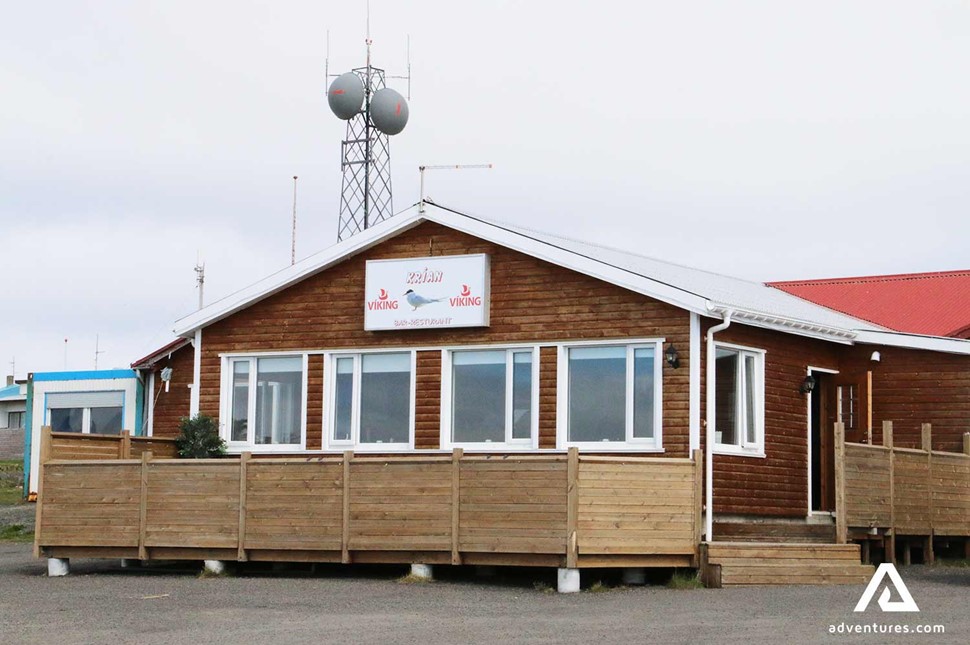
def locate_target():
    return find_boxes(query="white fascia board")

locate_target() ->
[423,210,710,316]
[853,330,970,355]
[173,211,427,336]
[707,304,858,345]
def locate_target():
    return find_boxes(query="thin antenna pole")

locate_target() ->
[9,357,14,381]
[94,334,106,370]
[325,29,330,86]
[419,164,494,214]
[407,35,411,100]
[291,175,298,265]
[194,260,205,310]
[63,338,68,370]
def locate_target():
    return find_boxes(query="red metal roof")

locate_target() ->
[131,338,192,369]
[769,270,970,338]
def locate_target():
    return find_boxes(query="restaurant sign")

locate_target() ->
[364,254,491,331]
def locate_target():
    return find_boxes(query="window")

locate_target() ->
[226,355,305,449]
[442,348,538,449]
[558,342,662,450]
[326,352,414,450]
[6,411,24,429]
[46,391,124,435]
[713,344,764,455]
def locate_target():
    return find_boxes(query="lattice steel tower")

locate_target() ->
[328,34,409,241]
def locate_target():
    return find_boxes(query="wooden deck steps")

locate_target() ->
[713,520,836,544]
[701,542,874,587]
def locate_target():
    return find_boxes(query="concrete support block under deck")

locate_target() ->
[410,564,433,580]
[557,568,580,593]
[621,568,647,585]
[47,558,70,577]
[203,560,226,575]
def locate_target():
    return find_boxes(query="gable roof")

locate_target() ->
[131,338,193,369]
[173,201,970,355]
[769,270,970,339]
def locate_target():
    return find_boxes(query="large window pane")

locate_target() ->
[333,357,354,442]
[569,347,625,442]
[715,349,738,445]
[90,407,123,434]
[453,350,506,443]
[254,356,302,445]
[359,353,411,444]
[511,352,533,440]
[633,348,655,439]
[231,360,249,442]
[744,354,757,445]
[50,408,83,433]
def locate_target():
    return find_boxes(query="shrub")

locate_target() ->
[175,414,227,458]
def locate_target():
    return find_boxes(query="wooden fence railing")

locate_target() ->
[46,427,178,460]
[34,446,702,568]
[836,421,970,562]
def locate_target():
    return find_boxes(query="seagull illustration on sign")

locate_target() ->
[403,289,445,311]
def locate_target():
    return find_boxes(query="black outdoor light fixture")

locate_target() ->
[664,344,680,368]
[800,374,817,394]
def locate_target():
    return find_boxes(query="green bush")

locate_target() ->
[175,414,227,458]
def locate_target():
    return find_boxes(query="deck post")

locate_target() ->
[566,447,579,569]
[557,568,580,593]
[921,424,933,565]
[238,452,251,562]
[138,451,151,560]
[119,430,131,459]
[341,451,353,564]
[47,558,69,577]
[692,449,703,555]
[834,422,847,544]
[451,448,463,565]
[963,433,970,456]
[884,421,896,564]
[33,425,52,559]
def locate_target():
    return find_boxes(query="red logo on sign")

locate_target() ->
[379,288,389,300]
[460,284,471,297]
[368,288,398,310]
[449,285,482,308]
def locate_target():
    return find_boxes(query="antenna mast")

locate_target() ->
[327,12,411,242]
[291,175,298,265]
[194,260,205,310]
[94,334,106,370]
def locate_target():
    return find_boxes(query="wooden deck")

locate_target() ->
[701,543,873,587]
[34,441,703,569]
[49,430,178,460]
[837,421,970,563]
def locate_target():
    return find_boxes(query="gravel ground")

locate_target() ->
[0,503,34,531]
[0,544,966,644]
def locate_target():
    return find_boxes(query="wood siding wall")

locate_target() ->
[149,345,194,438]
[841,346,970,451]
[702,321,840,517]
[198,222,692,455]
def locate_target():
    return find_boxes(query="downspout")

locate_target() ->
[705,309,733,542]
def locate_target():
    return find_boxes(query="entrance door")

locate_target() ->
[810,372,834,512]
[834,371,870,445]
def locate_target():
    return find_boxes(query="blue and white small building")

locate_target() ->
[25,370,145,494]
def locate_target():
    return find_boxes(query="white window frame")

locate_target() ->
[440,346,540,451]
[712,341,766,457]
[556,339,664,452]
[220,353,308,453]
[323,349,416,452]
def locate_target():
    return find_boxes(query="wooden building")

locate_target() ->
[33,204,970,590]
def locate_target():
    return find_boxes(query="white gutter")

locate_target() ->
[705,309,733,542]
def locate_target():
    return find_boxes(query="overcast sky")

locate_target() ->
[2,1,968,376]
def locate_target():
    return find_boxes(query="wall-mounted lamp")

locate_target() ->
[160,367,173,393]
[870,351,881,363]
[664,344,680,368]
[799,374,817,395]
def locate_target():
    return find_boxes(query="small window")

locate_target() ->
[6,411,24,429]
[559,342,662,450]
[226,355,305,450]
[326,352,414,450]
[713,344,764,455]
[443,348,538,449]
[47,391,124,435]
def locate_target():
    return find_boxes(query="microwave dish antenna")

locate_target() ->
[326,16,411,242]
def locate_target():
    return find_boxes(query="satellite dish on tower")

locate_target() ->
[370,88,409,135]
[327,72,365,120]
